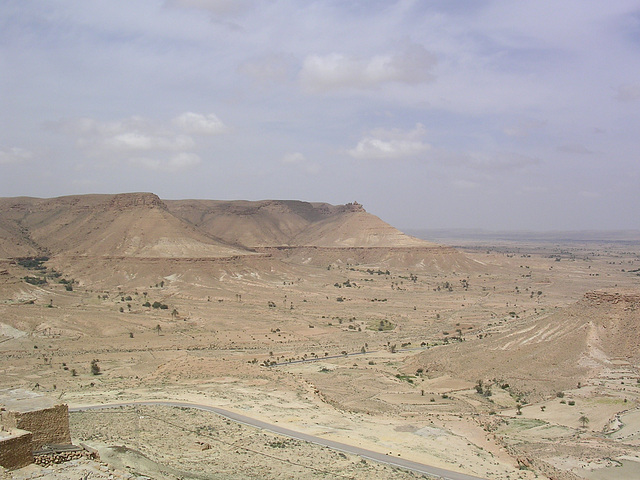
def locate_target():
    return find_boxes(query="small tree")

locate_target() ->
[579,415,589,428]
[475,380,484,394]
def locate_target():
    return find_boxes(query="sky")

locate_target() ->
[1,0,639,231]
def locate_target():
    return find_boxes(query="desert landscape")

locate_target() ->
[0,193,639,479]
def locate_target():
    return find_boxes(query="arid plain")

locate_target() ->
[1,193,639,479]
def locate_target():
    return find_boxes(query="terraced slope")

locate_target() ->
[409,291,640,399]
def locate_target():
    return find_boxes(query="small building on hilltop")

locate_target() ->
[0,388,71,469]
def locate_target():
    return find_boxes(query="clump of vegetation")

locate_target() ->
[367,318,394,331]
[395,374,414,384]
[59,278,75,291]
[90,359,101,375]
[17,257,49,270]
[475,380,493,396]
[366,268,390,275]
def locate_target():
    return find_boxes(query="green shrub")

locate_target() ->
[24,276,47,285]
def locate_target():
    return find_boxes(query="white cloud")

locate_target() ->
[65,117,196,154]
[107,132,195,151]
[300,44,436,92]
[173,112,226,135]
[51,113,222,172]
[348,124,431,160]
[0,147,33,164]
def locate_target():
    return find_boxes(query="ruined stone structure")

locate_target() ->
[0,389,71,469]
[0,428,32,470]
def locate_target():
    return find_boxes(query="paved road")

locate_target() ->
[71,400,486,480]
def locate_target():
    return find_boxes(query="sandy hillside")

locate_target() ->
[0,193,250,258]
[166,199,434,248]
[407,290,640,400]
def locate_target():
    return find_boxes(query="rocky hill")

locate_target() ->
[165,199,434,248]
[0,193,249,259]
[0,193,479,277]
[0,194,443,257]
[408,290,640,400]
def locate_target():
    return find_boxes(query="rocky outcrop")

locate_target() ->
[584,291,640,306]
[107,192,166,210]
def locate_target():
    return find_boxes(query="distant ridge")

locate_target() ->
[0,194,476,273]
[0,193,248,259]
[408,228,640,243]
[166,199,435,249]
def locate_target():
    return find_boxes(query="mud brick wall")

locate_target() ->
[0,430,33,470]
[2,405,71,450]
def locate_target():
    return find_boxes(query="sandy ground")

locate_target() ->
[1,240,639,479]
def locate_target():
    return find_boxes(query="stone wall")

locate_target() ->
[1,404,71,450]
[0,429,33,470]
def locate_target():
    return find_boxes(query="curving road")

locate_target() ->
[71,400,486,480]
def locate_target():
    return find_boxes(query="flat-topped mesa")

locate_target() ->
[107,192,166,210]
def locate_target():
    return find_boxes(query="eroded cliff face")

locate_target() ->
[583,290,640,306]
[165,198,433,249]
[0,193,246,258]
[107,192,167,210]
[0,193,473,278]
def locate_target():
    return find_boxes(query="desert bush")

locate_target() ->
[90,359,100,375]
[24,276,46,285]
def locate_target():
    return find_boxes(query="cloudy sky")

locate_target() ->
[1,1,639,231]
